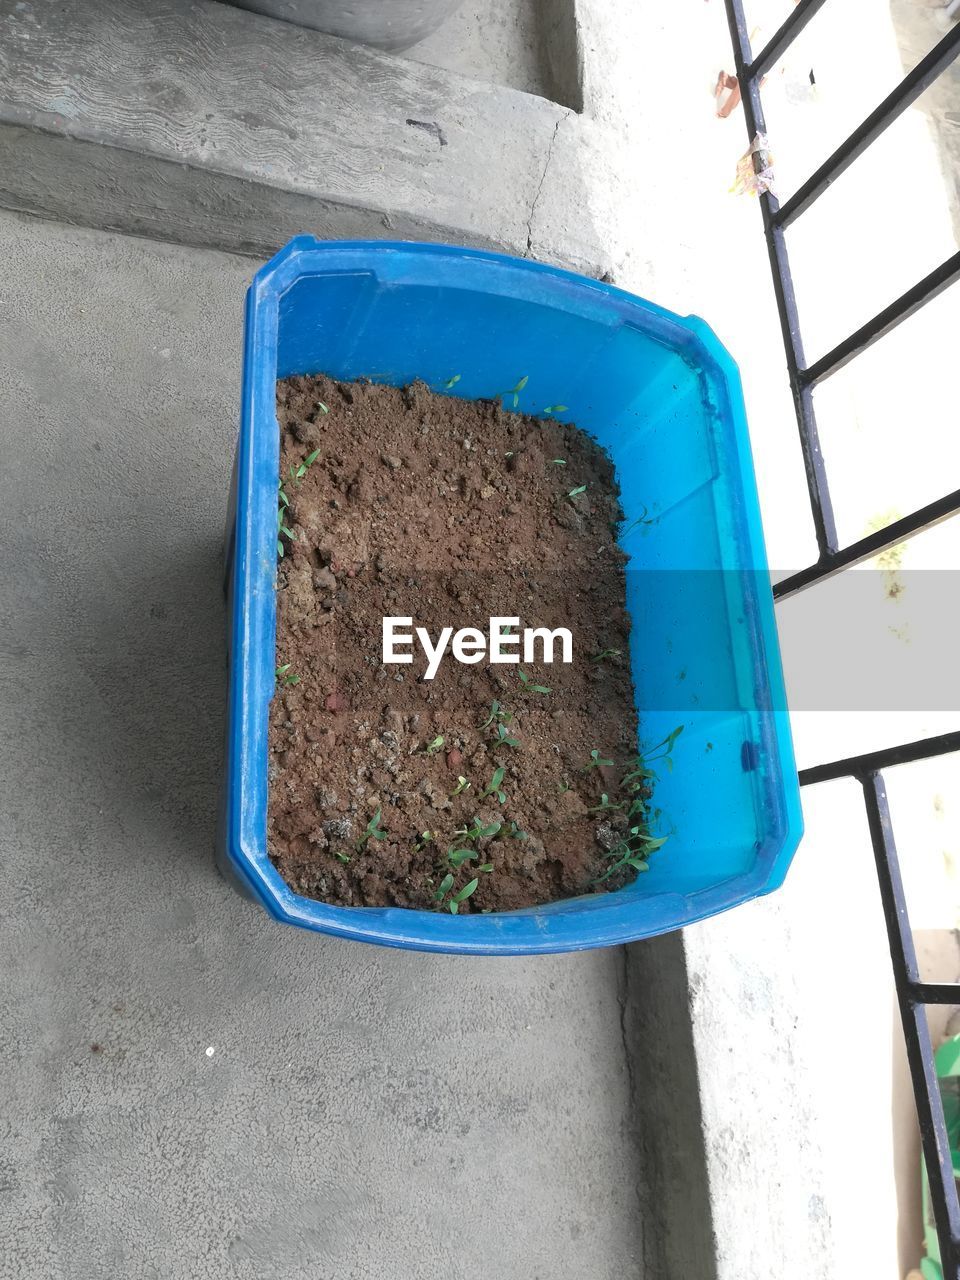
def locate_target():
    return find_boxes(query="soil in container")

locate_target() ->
[269,374,672,914]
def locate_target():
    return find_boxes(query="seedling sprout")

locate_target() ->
[424,734,445,755]
[502,374,529,408]
[356,807,387,852]
[590,649,622,663]
[479,766,507,805]
[518,669,551,695]
[448,878,479,914]
[276,663,300,687]
[454,818,502,844]
[584,749,614,770]
[450,776,472,798]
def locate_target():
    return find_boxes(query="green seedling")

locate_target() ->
[277,502,297,557]
[479,700,512,729]
[415,830,434,848]
[316,401,329,414]
[448,878,479,914]
[356,807,387,852]
[450,775,472,798]
[590,649,622,663]
[558,780,570,793]
[291,448,321,483]
[518,669,551,695]
[583,749,614,770]
[622,725,684,783]
[501,375,529,408]
[275,663,301,687]
[434,872,455,902]
[595,829,668,884]
[493,723,520,749]
[551,458,567,466]
[568,484,587,498]
[587,793,625,814]
[443,373,461,389]
[333,851,351,864]
[621,506,656,537]
[506,821,528,841]
[479,766,507,805]
[424,734,445,755]
[543,405,568,414]
[454,818,502,845]
[447,847,479,868]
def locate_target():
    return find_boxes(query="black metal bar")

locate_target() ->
[800,250,960,387]
[773,487,960,601]
[722,0,839,558]
[746,0,829,79]
[775,23,960,229]
[912,982,960,1006]
[722,10,960,1277]
[863,772,960,1279]
[798,731,960,786]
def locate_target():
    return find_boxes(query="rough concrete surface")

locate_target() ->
[0,0,607,270]
[0,209,702,1279]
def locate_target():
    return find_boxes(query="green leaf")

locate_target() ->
[435,872,455,900]
[478,863,493,873]
[286,674,301,686]
[277,540,284,557]
[453,877,479,903]
[443,374,461,389]
[544,405,568,414]
[276,663,291,676]
[449,900,460,914]
[304,448,321,468]
[568,485,587,497]
[448,849,477,868]
[317,401,329,414]
[334,852,351,863]
[551,458,567,465]
[280,524,295,539]
[515,375,528,392]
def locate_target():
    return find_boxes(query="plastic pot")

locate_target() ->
[219,237,803,955]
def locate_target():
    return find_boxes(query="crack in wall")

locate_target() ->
[525,114,564,255]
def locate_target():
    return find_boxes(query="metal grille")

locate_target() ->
[721,2,960,1272]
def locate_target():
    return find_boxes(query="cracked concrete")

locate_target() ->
[525,115,566,254]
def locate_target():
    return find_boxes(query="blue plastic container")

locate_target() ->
[220,237,802,954]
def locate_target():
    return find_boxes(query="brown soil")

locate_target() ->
[268,374,646,914]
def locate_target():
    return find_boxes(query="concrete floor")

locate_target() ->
[0,210,656,1279]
